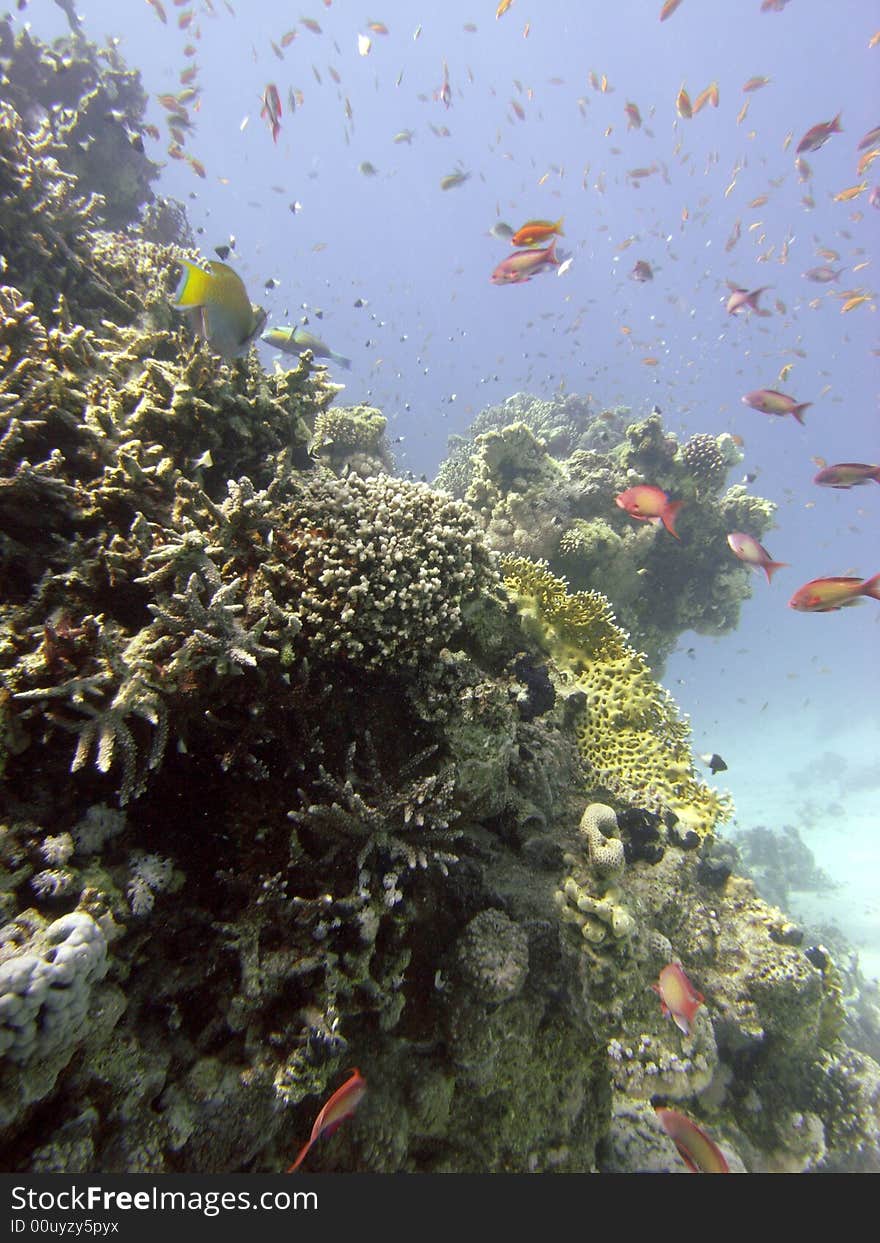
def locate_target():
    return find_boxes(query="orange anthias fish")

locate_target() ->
[652,962,704,1034]
[615,486,684,540]
[490,239,559,284]
[287,1069,367,1172]
[796,113,842,154]
[727,532,787,584]
[813,462,880,488]
[510,217,564,247]
[742,388,811,424]
[726,284,770,315]
[789,574,880,613]
[655,1107,730,1173]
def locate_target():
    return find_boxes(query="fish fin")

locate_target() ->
[861,573,880,601]
[555,217,565,236]
[763,560,788,584]
[791,403,811,425]
[173,260,212,308]
[662,500,684,539]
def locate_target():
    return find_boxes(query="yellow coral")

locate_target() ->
[501,556,731,836]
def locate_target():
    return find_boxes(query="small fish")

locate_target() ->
[173,260,267,360]
[652,963,704,1035]
[742,389,811,424]
[440,170,470,191]
[727,532,787,583]
[261,83,282,143]
[359,161,379,177]
[147,0,167,22]
[699,752,728,775]
[615,485,683,539]
[840,292,871,313]
[789,574,880,613]
[300,17,322,35]
[630,259,654,282]
[496,0,515,17]
[693,82,719,113]
[676,84,692,119]
[490,239,560,284]
[813,462,880,488]
[434,59,452,109]
[796,113,842,154]
[510,218,564,247]
[742,75,771,92]
[803,265,842,283]
[834,181,867,202]
[655,1108,729,1174]
[357,33,372,56]
[393,129,414,144]
[659,0,685,20]
[262,325,351,369]
[287,1069,366,1173]
[858,125,880,151]
[624,101,642,129]
[726,284,769,315]
[489,221,515,241]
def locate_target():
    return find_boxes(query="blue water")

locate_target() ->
[26,0,879,971]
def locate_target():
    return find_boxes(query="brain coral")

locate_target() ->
[502,557,731,836]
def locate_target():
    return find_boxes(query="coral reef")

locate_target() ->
[436,396,777,669]
[0,23,876,1178]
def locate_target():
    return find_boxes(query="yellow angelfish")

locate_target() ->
[172,260,267,359]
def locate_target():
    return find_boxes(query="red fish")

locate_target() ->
[615,486,683,539]
[655,1107,729,1173]
[490,239,559,284]
[287,1069,366,1172]
[510,217,564,247]
[813,462,880,488]
[652,962,704,1034]
[742,389,811,424]
[726,284,770,315]
[727,532,787,583]
[796,113,842,154]
[789,574,880,613]
[261,83,282,143]
[434,59,452,108]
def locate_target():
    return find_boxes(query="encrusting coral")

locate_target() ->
[501,557,731,835]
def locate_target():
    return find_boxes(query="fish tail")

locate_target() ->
[662,499,684,539]
[763,560,788,585]
[546,238,559,264]
[286,1139,312,1173]
[330,352,352,370]
[791,402,811,425]
[832,112,843,133]
[173,260,212,308]
[861,573,880,601]
[555,217,565,236]
[871,467,880,484]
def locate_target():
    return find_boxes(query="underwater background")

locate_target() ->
[0,0,877,1173]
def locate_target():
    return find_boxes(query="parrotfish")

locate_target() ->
[655,1107,729,1173]
[789,574,880,613]
[742,389,811,424]
[615,485,684,540]
[727,532,787,583]
[510,217,564,247]
[287,1069,367,1173]
[173,260,267,359]
[812,462,880,488]
[796,113,842,154]
[652,962,704,1035]
[490,239,559,284]
[262,326,351,369]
